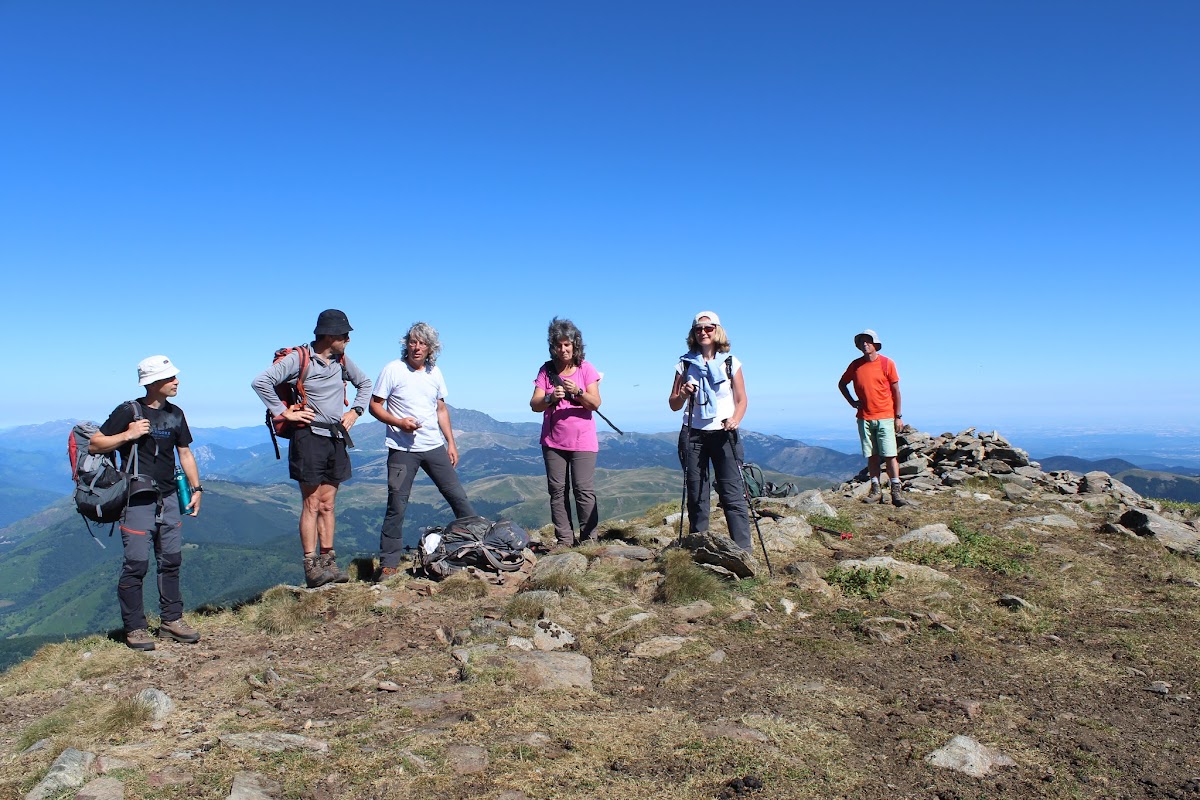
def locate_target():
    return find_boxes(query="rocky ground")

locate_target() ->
[2,428,1199,800]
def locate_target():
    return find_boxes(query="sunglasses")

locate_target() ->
[693,325,716,333]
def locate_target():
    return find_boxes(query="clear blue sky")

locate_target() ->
[2,2,1196,438]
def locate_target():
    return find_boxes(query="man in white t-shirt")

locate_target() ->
[370,322,476,578]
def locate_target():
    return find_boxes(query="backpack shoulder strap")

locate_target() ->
[724,355,734,380]
[295,345,312,404]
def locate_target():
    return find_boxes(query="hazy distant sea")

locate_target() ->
[769,425,1200,470]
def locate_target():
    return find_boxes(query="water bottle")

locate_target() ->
[174,467,192,514]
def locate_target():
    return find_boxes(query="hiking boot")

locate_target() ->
[320,551,350,583]
[304,555,333,589]
[891,486,911,507]
[375,565,400,582]
[158,618,200,644]
[862,483,882,503]
[125,629,156,651]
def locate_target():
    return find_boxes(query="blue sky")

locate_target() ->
[2,2,1196,439]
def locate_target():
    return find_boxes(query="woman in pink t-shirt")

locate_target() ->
[530,317,603,548]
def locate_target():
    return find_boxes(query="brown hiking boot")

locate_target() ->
[375,565,400,582]
[125,629,156,651]
[158,618,200,644]
[862,483,882,503]
[891,486,911,507]
[304,555,333,588]
[320,551,350,583]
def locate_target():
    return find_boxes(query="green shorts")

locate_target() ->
[857,418,898,459]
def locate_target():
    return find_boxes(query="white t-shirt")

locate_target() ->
[373,360,451,452]
[676,354,742,431]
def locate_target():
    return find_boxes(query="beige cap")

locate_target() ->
[692,310,721,327]
[854,329,882,351]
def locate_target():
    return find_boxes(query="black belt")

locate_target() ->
[311,421,355,449]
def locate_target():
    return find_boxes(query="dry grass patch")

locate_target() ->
[436,571,491,600]
[655,549,726,605]
[0,635,127,697]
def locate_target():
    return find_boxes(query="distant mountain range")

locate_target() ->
[1037,455,1200,503]
[0,407,854,651]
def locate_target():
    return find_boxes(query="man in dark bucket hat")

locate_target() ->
[838,329,910,507]
[253,310,373,586]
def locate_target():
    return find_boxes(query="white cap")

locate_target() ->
[137,355,180,385]
[692,310,721,327]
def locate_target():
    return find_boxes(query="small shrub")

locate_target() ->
[655,549,725,604]
[824,565,898,600]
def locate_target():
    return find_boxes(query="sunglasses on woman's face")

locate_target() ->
[694,325,715,333]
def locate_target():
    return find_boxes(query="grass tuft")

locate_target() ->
[897,518,1033,575]
[437,572,491,600]
[807,512,855,534]
[655,549,725,604]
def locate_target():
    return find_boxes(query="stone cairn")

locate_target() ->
[834,426,1199,555]
[832,425,1158,502]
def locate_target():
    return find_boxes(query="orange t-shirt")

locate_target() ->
[840,356,899,421]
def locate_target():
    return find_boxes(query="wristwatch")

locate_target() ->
[352,406,364,416]
[191,485,204,493]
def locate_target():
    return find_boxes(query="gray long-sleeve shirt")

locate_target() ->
[252,346,373,437]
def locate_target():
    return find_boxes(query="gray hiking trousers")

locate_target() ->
[542,446,598,547]
[379,446,475,569]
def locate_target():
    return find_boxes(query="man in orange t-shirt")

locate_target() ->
[838,329,909,506]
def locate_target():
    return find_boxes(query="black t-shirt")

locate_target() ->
[99,399,193,485]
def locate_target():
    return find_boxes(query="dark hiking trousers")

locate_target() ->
[379,446,475,569]
[118,490,183,631]
[680,427,752,552]
[542,446,598,547]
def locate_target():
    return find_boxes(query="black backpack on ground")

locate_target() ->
[415,516,530,580]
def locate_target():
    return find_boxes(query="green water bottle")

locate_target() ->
[174,467,192,514]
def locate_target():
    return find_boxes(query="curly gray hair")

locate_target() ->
[547,317,585,367]
[402,321,442,367]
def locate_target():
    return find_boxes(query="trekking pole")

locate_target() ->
[730,429,773,577]
[548,368,624,435]
[676,395,693,546]
[594,409,624,435]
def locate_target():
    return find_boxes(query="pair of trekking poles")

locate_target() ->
[675,397,774,576]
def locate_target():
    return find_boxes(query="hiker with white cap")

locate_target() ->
[667,310,753,552]
[88,355,203,651]
[838,329,909,506]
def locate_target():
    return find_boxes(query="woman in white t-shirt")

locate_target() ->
[667,310,752,551]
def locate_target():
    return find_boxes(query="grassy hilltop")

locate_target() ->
[2,463,1198,800]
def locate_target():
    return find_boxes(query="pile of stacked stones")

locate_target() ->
[833,426,1200,554]
[837,426,1139,502]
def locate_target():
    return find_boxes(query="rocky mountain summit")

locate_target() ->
[3,428,1198,799]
